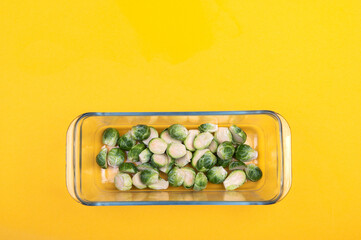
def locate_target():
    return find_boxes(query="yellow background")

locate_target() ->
[0,0,360,239]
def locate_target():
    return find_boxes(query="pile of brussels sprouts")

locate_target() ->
[96,123,262,191]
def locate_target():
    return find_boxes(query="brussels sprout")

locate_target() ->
[140,169,159,185]
[168,124,188,141]
[229,125,247,144]
[166,142,187,158]
[214,127,232,144]
[235,144,258,162]
[151,154,169,168]
[207,166,228,184]
[194,172,208,191]
[128,143,146,162]
[175,150,192,167]
[139,148,152,163]
[223,170,246,190]
[191,149,208,169]
[181,167,196,189]
[96,147,108,169]
[229,160,247,170]
[102,128,119,147]
[107,148,125,167]
[159,158,175,174]
[245,164,263,182]
[217,141,235,160]
[208,139,218,153]
[148,178,169,190]
[216,157,232,168]
[137,162,158,172]
[198,123,218,133]
[192,150,217,172]
[160,129,182,144]
[184,129,199,151]
[119,162,138,174]
[131,125,151,140]
[118,132,136,151]
[148,138,167,154]
[114,173,132,191]
[142,127,159,145]
[132,172,147,189]
[194,132,214,150]
[168,167,185,187]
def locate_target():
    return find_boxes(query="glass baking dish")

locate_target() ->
[66,111,291,206]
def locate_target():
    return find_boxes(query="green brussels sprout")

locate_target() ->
[140,169,159,185]
[223,170,246,190]
[160,129,182,144]
[245,164,263,182]
[132,172,147,189]
[118,132,136,151]
[216,141,235,160]
[114,173,132,191]
[193,172,208,191]
[107,148,125,167]
[102,128,119,147]
[168,124,188,141]
[229,160,247,170]
[131,125,151,140]
[181,167,196,189]
[151,154,169,168]
[137,162,158,172]
[175,150,192,167]
[214,127,232,144]
[166,142,187,158]
[207,166,228,184]
[159,158,175,174]
[194,132,214,150]
[184,129,199,151]
[96,147,108,169]
[148,138,167,154]
[139,148,152,163]
[198,123,218,133]
[118,162,138,174]
[229,125,247,144]
[148,178,169,190]
[208,139,218,153]
[192,150,217,172]
[168,167,185,187]
[235,144,258,162]
[128,143,146,162]
[216,157,232,168]
[142,127,159,145]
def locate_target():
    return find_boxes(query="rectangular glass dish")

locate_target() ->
[66,111,291,206]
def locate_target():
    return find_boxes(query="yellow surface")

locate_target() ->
[0,0,360,239]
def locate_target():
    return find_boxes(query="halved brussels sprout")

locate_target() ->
[216,141,235,160]
[235,144,258,162]
[114,173,132,191]
[137,162,158,172]
[193,172,208,191]
[128,143,146,162]
[107,148,125,167]
[148,178,169,190]
[96,147,108,169]
[139,148,152,163]
[184,129,199,151]
[214,127,232,144]
[229,160,246,170]
[207,166,228,184]
[131,125,151,140]
[159,158,175,174]
[118,132,136,151]
[245,164,263,182]
[160,129,181,144]
[181,167,196,189]
[102,128,119,147]
[208,139,218,153]
[166,142,187,158]
[175,151,192,167]
[223,170,246,190]
[216,157,232,168]
[148,138,167,154]
[191,149,209,169]
[151,154,169,168]
[168,124,188,141]
[229,125,247,144]
[198,123,218,133]
[142,127,159,145]
[168,167,185,187]
[132,172,147,189]
[118,162,138,174]
[140,169,159,185]
[192,150,217,172]
[194,132,214,150]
